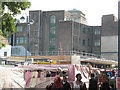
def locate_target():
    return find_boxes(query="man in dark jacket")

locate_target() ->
[62,76,71,90]
[89,73,98,90]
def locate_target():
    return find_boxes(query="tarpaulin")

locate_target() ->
[0,66,26,89]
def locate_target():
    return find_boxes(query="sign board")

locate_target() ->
[116,77,120,89]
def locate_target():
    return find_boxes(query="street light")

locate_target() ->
[20,15,34,63]
[118,1,120,77]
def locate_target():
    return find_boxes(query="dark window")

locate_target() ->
[94,40,100,46]
[83,27,86,33]
[88,28,91,34]
[82,40,85,46]
[4,52,7,56]
[95,29,100,35]
[50,15,56,24]
[17,26,22,32]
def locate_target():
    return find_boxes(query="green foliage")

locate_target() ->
[2,2,31,15]
[0,1,31,48]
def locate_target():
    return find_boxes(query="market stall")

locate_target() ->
[0,64,91,89]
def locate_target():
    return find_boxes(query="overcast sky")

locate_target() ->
[21,0,118,26]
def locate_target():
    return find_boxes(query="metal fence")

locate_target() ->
[30,51,101,58]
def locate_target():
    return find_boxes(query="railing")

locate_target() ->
[11,51,117,61]
[29,51,101,58]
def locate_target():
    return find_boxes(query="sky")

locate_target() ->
[21,0,118,26]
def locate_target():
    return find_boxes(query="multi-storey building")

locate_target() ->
[101,14,118,61]
[8,9,101,57]
[68,9,87,24]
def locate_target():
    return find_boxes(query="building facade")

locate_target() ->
[8,10,101,57]
[101,14,118,61]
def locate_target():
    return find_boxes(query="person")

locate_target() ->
[62,76,71,90]
[101,73,110,90]
[89,73,98,90]
[46,76,64,90]
[111,70,116,79]
[71,73,87,90]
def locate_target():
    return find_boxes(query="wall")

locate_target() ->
[71,54,81,64]
[101,14,118,61]
[0,45,11,57]
[101,36,118,60]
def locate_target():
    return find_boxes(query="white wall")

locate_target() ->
[0,45,11,57]
[71,54,81,65]
[101,36,118,52]
[101,36,118,61]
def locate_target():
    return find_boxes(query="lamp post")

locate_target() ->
[20,15,34,63]
[118,1,120,77]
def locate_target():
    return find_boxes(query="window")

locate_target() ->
[50,27,55,34]
[49,38,55,51]
[49,34,55,38]
[94,40,100,46]
[16,37,26,44]
[8,38,11,44]
[88,28,91,34]
[49,38,55,46]
[17,26,22,32]
[34,32,38,36]
[19,37,24,44]
[64,16,67,21]
[50,15,56,24]
[83,27,86,33]
[82,39,85,46]
[95,29,100,35]
[4,52,7,56]
[34,15,36,19]
[49,15,56,51]
[74,24,78,30]
[80,24,81,28]
[16,37,20,44]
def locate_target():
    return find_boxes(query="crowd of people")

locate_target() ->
[46,70,116,90]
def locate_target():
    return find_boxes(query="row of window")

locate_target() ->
[74,24,100,35]
[16,37,26,44]
[8,37,26,44]
[73,39,100,46]
[73,37,100,46]
[82,28,100,35]
[83,40,100,46]
[49,15,56,51]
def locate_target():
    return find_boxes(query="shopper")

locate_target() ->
[89,73,98,90]
[71,73,87,90]
[46,76,64,90]
[62,76,71,90]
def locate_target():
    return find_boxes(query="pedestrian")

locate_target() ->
[89,73,98,90]
[71,73,87,90]
[46,76,64,90]
[101,73,110,90]
[62,76,71,90]
[111,70,116,79]
[109,83,114,90]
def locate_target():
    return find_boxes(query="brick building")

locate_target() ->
[8,9,101,57]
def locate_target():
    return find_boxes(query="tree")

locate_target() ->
[0,0,31,48]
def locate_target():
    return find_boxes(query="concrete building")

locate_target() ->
[68,9,87,24]
[101,14,118,61]
[8,10,101,58]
